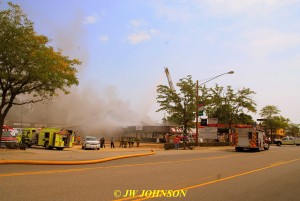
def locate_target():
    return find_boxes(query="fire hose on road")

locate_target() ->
[0,150,155,165]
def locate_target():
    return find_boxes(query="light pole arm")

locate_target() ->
[199,71,234,86]
[195,70,234,146]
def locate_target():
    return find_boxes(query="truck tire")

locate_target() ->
[277,142,282,146]
[19,143,27,150]
[235,147,242,152]
[44,141,50,149]
[264,144,269,150]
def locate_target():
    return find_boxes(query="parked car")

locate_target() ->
[1,131,18,148]
[82,136,100,150]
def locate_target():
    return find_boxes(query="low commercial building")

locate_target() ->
[123,125,184,143]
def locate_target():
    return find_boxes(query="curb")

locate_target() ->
[0,150,155,165]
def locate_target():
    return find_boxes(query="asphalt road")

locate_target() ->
[1,145,300,201]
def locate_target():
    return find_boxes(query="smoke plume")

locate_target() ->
[5,9,155,138]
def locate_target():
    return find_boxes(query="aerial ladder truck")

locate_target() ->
[164,67,175,91]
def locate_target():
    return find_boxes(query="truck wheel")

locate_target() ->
[19,143,27,150]
[235,147,242,152]
[264,144,269,150]
[277,142,282,146]
[44,142,50,149]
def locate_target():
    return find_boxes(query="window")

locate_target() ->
[2,131,11,137]
[45,132,50,139]
[86,137,97,141]
[248,132,253,139]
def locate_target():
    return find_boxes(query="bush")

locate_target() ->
[164,142,195,150]
[164,143,174,150]
[164,142,229,150]
[198,142,229,146]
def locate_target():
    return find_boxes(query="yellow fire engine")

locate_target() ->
[19,128,74,150]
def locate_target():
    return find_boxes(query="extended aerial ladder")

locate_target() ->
[164,67,175,91]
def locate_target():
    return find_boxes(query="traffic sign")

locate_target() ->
[198,110,204,116]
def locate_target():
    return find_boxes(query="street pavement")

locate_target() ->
[1,145,299,201]
[0,143,231,162]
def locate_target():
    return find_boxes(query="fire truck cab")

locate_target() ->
[233,125,270,152]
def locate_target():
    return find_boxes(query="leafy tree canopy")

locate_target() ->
[286,123,300,137]
[259,105,280,118]
[259,105,289,140]
[0,2,81,142]
[199,84,256,127]
[157,75,196,134]
[157,75,257,134]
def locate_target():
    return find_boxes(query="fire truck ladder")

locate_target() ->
[164,67,175,91]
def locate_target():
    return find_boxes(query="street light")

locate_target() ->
[195,71,234,145]
[199,71,234,86]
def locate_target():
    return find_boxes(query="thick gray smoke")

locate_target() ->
[5,9,156,138]
[7,85,146,137]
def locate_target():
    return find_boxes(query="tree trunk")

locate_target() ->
[0,115,5,145]
[183,123,188,149]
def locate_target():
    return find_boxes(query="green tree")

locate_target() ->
[0,3,80,143]
[237,113,255,125]
[259,106,289,141]
[157,75,196,135]
[260,105,280,118]
[286,123,300,137]
[199,84,256,129]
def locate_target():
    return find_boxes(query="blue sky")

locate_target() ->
[2,0,300,127]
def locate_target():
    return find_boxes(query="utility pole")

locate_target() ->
[195,80,199,145]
